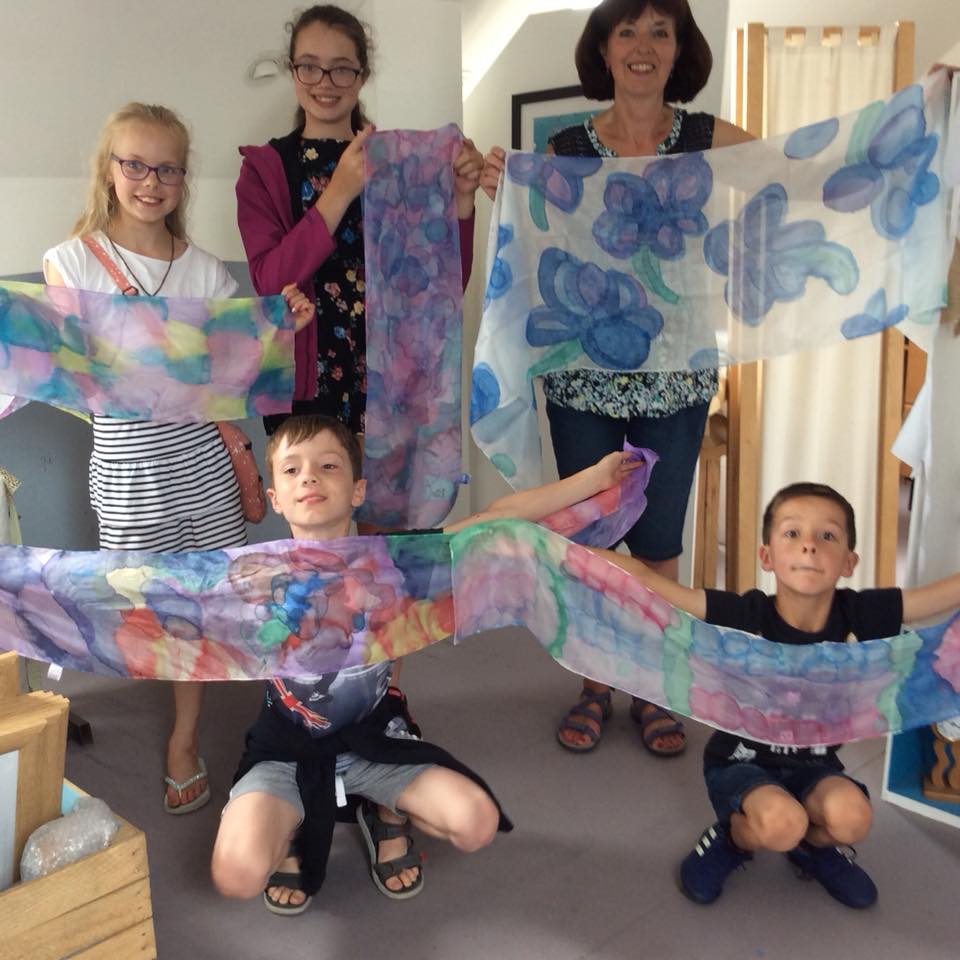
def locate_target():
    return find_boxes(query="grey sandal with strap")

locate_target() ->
[356,800,424,900]
[263,852,312,916]
[556,688,613,753]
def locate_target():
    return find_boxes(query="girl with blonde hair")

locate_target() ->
[43,102,311,815]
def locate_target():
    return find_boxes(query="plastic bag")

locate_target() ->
[20,796,120,881]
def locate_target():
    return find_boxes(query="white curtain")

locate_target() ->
[757,26,897,591]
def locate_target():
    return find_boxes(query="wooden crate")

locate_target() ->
[0,813,157,960]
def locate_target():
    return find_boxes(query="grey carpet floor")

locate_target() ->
[55,626,960,960]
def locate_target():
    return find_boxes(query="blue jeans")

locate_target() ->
[546,400,710,561]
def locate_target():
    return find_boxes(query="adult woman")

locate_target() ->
[481,0,751,755]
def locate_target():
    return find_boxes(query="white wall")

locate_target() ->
[0,0,462,276]
[0,0,462,549]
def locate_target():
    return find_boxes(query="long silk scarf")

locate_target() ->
[360,125,466,528]
[2,505,958,748]
[0,452,652,676]
[472,75,956,488]
[0,283,294,421]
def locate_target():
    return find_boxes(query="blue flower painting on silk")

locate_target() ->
[473,77,952,490]
[527,249,663,369]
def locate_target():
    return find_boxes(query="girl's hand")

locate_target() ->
[480,146,506,201]
[593,451,643,491]
[453,138,483,218]
[326,124,376,205]
[314,124,375,235]
[282,283,316,332]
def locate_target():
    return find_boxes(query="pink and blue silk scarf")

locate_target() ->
[360,125,466,528]
[0,282,294,421]
[2,452,960,748]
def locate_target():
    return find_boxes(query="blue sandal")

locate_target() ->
[556,688,613,753]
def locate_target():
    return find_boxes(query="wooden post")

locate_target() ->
[725,22,765,592]
[874,21,915,586]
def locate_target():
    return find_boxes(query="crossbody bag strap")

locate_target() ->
[80,235,139,296]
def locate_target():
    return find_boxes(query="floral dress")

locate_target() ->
[299,138,367,433]
[545,110,719,419]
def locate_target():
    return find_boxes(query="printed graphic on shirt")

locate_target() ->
[268,661,391,737]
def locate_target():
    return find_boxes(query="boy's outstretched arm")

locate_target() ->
[588,548,708,620]
[902,572,960,623]
[442,452,642,534]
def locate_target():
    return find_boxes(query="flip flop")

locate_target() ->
[630,699,687,757]
[162,757,211,815]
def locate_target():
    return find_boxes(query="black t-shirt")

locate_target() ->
[702,587,904,770]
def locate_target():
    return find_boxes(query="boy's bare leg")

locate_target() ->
[395,767,499,851]
[801,776,873,847]
[211,792,303,906]
[166,681,205,807]
[729,784,809,852]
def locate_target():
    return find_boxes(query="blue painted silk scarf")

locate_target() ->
[472,75,956,488]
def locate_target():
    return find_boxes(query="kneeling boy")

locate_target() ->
[595,482,960,909]
[212,414,639,914]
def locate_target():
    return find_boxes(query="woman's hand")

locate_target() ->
[480,146,506,201]
[282,283,316,332]
[453,138,483,218]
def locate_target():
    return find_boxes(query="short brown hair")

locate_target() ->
[265,415,362,484]
[762,483,857,550]
[576,0,712,103]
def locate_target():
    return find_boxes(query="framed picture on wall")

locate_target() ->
[511,85,610,152]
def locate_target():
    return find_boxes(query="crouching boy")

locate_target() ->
[212,414,640,914]
[594,482,960,909]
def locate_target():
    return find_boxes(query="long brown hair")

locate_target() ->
[72,102,190,240]
[288,5,374,132]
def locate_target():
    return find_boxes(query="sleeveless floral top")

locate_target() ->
[544,109,719,419]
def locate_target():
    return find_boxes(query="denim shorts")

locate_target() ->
[226,757,434,823]
[546,400,710,561]
[705,763,869,823]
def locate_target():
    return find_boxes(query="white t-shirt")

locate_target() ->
[42,232,238,299]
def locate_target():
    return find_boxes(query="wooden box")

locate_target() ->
[0,797,157,960]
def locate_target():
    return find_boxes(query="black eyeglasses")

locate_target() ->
[291,62,362,88]
[111,154,186,186]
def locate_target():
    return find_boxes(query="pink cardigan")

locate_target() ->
[236,140,475,402]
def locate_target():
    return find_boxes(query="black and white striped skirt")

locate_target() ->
[90,419,247,552]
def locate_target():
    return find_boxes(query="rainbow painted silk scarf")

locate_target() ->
[0,283,294,421]
[0,450,652,676]
[473,75,955,489]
